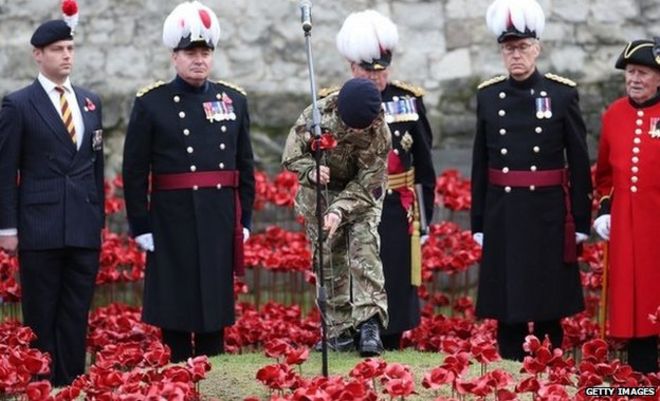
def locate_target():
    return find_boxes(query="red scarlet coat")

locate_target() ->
[595,96,660,338]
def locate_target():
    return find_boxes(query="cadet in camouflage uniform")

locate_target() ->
[335,10,436,350]
[282,78,390,356]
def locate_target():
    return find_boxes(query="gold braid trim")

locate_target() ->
[391,80,425,97]
[477,75,506,90]
[545,73,577,87]
[217,80,247,96]
[136,81,165,97]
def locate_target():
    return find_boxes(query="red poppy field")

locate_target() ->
[0,168,659,400]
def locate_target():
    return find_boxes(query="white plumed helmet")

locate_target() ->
[486,0,545,43]
[162,1,221,50]
[336,9,399,70]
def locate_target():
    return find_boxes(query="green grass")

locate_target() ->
[200,350,526,401]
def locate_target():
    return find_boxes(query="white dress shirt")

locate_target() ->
[37,73,85,149]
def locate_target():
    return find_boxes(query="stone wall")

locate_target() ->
[1,0,660,172]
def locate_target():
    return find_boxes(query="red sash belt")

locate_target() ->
[152,171,245,276]
[488,168,578,263]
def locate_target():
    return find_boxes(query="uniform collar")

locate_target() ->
[173,75,209,94]
[628,92,660,109]
[508,69,541,90]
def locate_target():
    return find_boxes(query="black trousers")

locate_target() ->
[162,329,224,363]
[381,332,403,351]
[19,248,99,386]
[627,336,658,374]
[497,319,563,361]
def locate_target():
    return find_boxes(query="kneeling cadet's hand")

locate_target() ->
[323,211,341,239]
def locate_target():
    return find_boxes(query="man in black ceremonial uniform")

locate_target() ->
[471,0,592,361]
[122,0,255,362]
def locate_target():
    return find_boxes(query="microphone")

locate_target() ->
[300,0,312,32]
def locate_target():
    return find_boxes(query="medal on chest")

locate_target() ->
[649,117,660,139]
[383,96,419,123]
[535,96,552,119]
[202,92,236,122]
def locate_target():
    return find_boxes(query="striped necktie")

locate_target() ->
[54,86,76,145]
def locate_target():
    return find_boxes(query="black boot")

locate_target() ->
[313,331,355,352]
[358,316,383,357]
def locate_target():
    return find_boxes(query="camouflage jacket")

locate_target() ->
[282,93,391,221]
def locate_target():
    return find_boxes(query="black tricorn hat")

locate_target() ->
[30,20,73,48]
[615,39,660,72]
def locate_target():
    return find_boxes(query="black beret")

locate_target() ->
[30,20,73,48]
[359,51,393,71]
[337,78,382,130]
[615,39,660,72]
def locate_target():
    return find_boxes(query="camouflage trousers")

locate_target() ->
[305,211,389,339]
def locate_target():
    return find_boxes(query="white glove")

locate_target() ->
[243,227,250,243]
[593,215,611,240]
[575,232,589,244]
[421,234,429,245]
[135,233,155,252]
[472,232,483,247]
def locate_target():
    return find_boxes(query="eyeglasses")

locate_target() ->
[501,42,535,55]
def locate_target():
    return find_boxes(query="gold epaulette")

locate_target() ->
[217,80,247,96]
[477,75,506,90]
[318,86,340,99]
[545,73,577,87]
[136,81,165,97]
[390,80,425,97]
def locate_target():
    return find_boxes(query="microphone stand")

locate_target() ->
[301,10,329,378]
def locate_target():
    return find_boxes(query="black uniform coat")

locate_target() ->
[123,76,255,333]
[379,82,435,334]
[0,81,104,249]
[470,70,591,323]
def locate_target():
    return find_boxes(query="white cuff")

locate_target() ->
[0,228,17,236]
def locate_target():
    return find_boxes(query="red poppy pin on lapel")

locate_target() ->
[84,97,96,112]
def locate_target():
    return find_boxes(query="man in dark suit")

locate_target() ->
[471,0,591,361]
[0,16,104,385]
[122,1,255,363]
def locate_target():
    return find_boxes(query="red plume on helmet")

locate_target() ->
[61,0,79,34]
